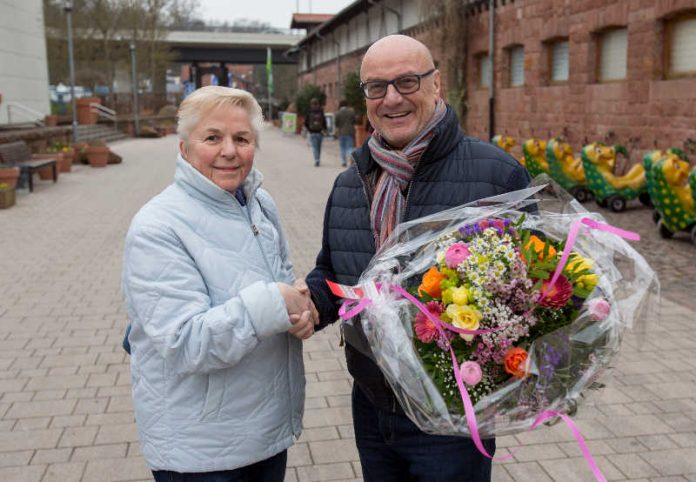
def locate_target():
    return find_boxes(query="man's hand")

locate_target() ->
[278,281,319,327]
[293,278,320,326]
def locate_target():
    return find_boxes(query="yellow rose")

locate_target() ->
[567,254,593,272]
[451,286,469,305]
[576,273,599,291]
[445,304,482,341]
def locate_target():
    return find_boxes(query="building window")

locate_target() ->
[666,15,696,77]
[598,28,628,81]
[509,46,525,87]
[550,40,569,82]
[478,53,491,89]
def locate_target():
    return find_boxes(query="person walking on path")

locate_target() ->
[334,99,357,167]
[304,97,327,166]
[305,35,530,482]
[122,86,318,481]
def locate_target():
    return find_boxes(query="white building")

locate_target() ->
[0,0,51,124]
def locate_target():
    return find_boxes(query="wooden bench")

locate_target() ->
[0,141,57,192]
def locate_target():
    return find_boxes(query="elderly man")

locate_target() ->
[306,35,530,481]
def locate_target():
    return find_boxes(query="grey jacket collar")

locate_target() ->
[174,154,263,209]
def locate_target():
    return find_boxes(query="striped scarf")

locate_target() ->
[369,99,447,247]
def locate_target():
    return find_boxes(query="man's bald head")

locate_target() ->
[359,35,441,149]
[360,35,435,79]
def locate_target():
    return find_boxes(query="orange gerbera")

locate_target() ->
[418,266,446,298]
[525,235,557,261]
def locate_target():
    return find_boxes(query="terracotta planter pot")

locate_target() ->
[355,125,369,147]
[0,166,21,189]
[44,115,58,127]
[58,151,73,172]
[76,97,100,125]
[0,187,16,209]
[86,146,109,167]
[33,153,61,180]
[296,115,304,135]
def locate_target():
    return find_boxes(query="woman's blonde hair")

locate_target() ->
[177,86,264,145]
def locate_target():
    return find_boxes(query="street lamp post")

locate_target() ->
[130,42,140,137]
[64,0,78,143]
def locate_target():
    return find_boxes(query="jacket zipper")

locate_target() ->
[353,163,379,248]
[237,196,299,436]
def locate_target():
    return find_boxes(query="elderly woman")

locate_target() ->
[122,86,315,481]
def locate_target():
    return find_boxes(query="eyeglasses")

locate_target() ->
[360,69,436,99]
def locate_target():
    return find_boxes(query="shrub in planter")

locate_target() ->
[72,143,89,164]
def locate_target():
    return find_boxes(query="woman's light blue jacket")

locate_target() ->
[122,156,304,472]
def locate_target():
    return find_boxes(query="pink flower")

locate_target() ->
[445,242,471,269]
[588,298,611,321]
[460,361,483,386]
[414,301,444,343]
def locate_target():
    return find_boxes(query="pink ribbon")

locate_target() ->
[329,216,638,482]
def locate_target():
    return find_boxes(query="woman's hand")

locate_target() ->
[288,310,314,340]
[278,282,319,339]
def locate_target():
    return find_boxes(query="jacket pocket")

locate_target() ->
[199,371,225,421]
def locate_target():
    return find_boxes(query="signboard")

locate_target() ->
[281,112,297,134]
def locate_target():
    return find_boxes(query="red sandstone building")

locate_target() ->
[292,0,696,159]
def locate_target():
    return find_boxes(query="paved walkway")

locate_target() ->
[0,128,694,481]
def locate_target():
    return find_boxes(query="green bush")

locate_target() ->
[295,84,326,115]
[343,71,366,119]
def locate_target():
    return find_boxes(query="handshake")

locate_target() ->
[278,279,320,340]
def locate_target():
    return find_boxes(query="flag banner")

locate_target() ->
[266,47,274,95]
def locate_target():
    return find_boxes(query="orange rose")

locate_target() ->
[525,235,557,261]
[418,266,446,299]
[504,347,529,379]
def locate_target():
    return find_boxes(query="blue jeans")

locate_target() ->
[352,385,494,482]
[339,134,355,166]
[152,450,287,482]
[308,133,323,165]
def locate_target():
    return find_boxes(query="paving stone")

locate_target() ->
[641,448,696,476]
[14,417,51,431]
[0,428,62,451]
[503,461,554,481]
[308,439,360,464]
[0,450,33,467]
[4,399,76,419]
[71,443,128,462]
[0,465,46,482]
[94,422,140,444]
[58,426,98,447]
[82,456,152,482]
[297,427,340,443]
[288,442,313,467]
[31,448,72,465]
[295,462,355,481]
[42,461,85,482]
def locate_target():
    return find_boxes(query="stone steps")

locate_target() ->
[76,124,128,144]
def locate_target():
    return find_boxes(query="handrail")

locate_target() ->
[90,103,118,130]
[7,102,45,126]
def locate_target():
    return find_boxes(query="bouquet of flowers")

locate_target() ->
[336,181,658,439]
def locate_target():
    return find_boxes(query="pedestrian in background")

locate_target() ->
[122,86,318,482]
[334,99,357,167]
[306,35,530,482]
[304,97,327,166]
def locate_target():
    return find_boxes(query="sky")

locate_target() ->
[199,0,356,30]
